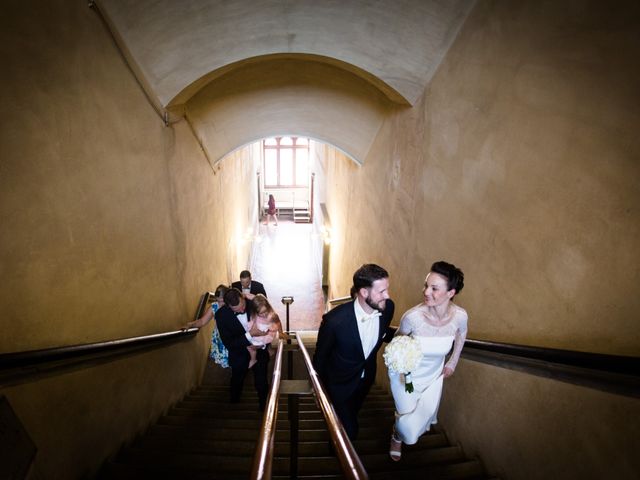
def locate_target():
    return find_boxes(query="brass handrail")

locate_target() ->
[250,338,285,479]
[462,338,640,397]
[0,291,213,386]
[296,333,369,480]
[0,328,199,370]
[385,326,639,397]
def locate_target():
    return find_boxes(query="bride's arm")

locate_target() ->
[396,310,414,336]
[443,311,468,378]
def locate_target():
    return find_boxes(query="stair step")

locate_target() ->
[190,387,392,398]
[361,445,465,468]
[171,404,394,421]
[269,446,464,475]
[99,462,249,479]
[368,459,487,479]
[147,424,261,441]
[132,436,259,456]
[116,448,253,473]
[97,361,488,479]
[158,416,262,429]
[135,432,441,456]
[169,406,270,419]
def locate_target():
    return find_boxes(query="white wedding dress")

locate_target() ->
[389,303,467,445]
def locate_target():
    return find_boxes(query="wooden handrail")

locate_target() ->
[295,333,369,480]
[462,338,640,398]
[382,326,640,397]
[0,291,214,387]
[0,328,198,388]
[463,338,640,376]
[250,339,284,479]
[0,328,199,370]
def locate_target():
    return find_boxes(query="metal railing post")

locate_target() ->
[281,296,294,379]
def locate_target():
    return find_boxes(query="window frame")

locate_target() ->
[263,136,309,188]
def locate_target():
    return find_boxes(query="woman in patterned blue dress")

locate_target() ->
[189,284,230,368]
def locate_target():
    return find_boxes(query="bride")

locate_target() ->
[388,261,468,461]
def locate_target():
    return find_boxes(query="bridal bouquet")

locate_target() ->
[383,335,422,393]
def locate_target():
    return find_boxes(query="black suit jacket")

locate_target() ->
[313,299,395,404]
[231,280,267,297]
[215,302,256,368]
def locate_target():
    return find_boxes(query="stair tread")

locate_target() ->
[100,462,249,479]
[127,432,450,458]
[97,364,486,479]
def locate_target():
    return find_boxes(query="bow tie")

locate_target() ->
[360,311,381,323]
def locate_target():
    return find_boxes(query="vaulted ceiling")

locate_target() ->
[96,0,475,162]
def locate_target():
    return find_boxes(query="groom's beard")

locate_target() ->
[366,297,386,312]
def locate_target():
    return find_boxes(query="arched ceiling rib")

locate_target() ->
[97,0,475,107]
[186,59,397,165]
[168,53,410,108]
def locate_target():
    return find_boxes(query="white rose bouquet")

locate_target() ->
[383,335,422,393]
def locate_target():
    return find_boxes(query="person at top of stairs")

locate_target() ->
[231,270,267,301]
[263,193,279,226]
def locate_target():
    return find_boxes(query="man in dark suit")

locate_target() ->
[231,270,267,300]
[215,288,274,410]
[313,264,395,440]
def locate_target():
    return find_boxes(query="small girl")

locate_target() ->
[248,294,283,368]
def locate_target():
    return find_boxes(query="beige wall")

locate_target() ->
[4,343,204,479]
[0,1,256,477]
[324,0,640,355]
[439,360,640,480]
[0,0,215,352]
[214,142,262,282]
[1,0,638,478]
[321,0,640,478]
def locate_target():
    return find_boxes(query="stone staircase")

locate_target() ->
[293,200,311,223]
[96,374,493,479]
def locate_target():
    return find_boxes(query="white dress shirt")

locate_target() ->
[236,311,250,331]
[354,299,381,361]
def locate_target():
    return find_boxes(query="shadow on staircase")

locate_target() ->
[96,350,494,479]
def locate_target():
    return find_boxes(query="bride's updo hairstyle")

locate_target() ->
[430,261,464,296]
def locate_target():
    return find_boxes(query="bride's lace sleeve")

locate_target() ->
[397,306,419,335]
[444,309,468,372]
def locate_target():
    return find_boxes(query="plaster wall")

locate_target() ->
[0,1,255,476]
[439,359,640,479]
[320,0,639,477]
[324,0,640,357]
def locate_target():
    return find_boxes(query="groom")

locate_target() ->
[313,264,395,440]
[216,288,274,411]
